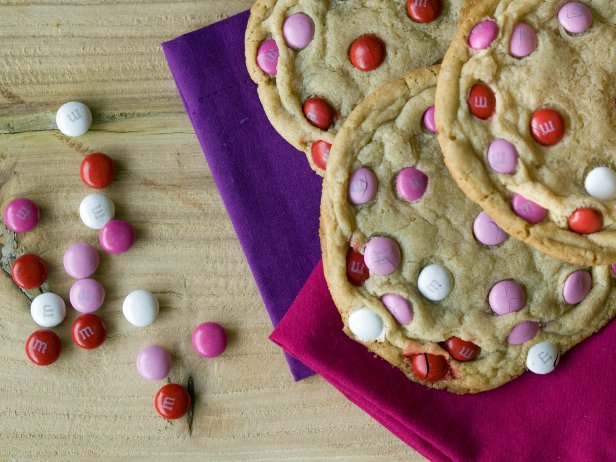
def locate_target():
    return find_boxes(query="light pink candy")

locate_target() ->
[283,13,314,50]
[468,19,499,50]
[507,321,540,345]
[509,23,537,58]
[348,167,377,205]
[363,237,401,276]
[558,2,593,34]
[473,211,508,246]
[256,39,279,76]
[381,294,413,325]
[396,167,428,202]
[487,139,518,174]
[563,270,592,304]
[422,106,437,133]
[511,193,547,224]
[489,280,526,315]
[136,345,172,380]
[69,278,105,314]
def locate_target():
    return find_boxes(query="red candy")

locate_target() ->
[155,383,191,420]
[349,35,385,72]
[80,152,115,189]
[311,140,331,170]
[411,353,448,381]
[444,337,481,362]
[530,108,565,146]
[26,329,61,366]
[407,0,442,23]
[568,207,603,234]
[468,83,496,119]
[303,98,334,130]
[346,248,369,286]
[11,254,48,289]
[71,314,107,349]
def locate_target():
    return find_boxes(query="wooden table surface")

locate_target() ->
[0,2,423,460]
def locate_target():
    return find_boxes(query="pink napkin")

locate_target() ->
[271,260,616,462]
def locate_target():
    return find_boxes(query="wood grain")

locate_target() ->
[0,1,423,460]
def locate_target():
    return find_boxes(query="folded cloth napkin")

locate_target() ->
[271,260,616,462]
[162,11,320,380]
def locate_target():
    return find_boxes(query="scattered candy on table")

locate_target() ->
[55,101,92,137]
[192,322,227,358]
[136,345,172,380]
[71,313,106,349]
[31,292,66,328]
[80,152,115,189]
[80,193,115,229]
[4,198,40,233]
[63,242,100,279]
[154,383,191,420]
[99,219,135,254]
[11,254,48,289]
[69,278,105,314]
[26,329,61,366]
[122,289,159,327]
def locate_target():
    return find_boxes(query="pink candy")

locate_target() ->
[468,19,499,50]
[381,294,413,325]
[558,2,593,34]
[422,106,437,133]
[257,39,279,76]
[396,167,428,202]
[507,321,540,345]
[192,322,227,358]
[136,345,172,380]
[63,242,100,279]
[563,270,592,304]
[283,13,314,50]
[511,193,547,224]
[473,211,508,246]
[489,280,526,315]
[487,139,518,174]
[509,23,537,58]
[364,236,401,276]
[69,278,105,314]
[348,167,377,205]
[4,198,40,233]
[99,219,136,254]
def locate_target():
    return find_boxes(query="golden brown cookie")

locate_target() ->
[436,0,616,265]
[245,0,463,175]
[320,66,616,393]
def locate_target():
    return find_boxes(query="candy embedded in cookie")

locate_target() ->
[436,0,616,265]
[320,67,616,393]
[245,0,464,175]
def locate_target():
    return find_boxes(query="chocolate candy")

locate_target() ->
[444,337,481,361]
[422,105,437,133]
[563,270,592,304]
[509,22,537,58]
[487,139,518,174]
[26,329,61,366]
[155,383,191,420]
[507,321,540,345]
[346,249,369,286]
[99,219,136,254]
[381,294,413,325]
[192,322,227,358]
[71,313,106,349]
[417,264,453,301]
[468,83,496,119]
[303,97,334,130]
[311,140,331,170]
[349,35,385,72]
[56,101,92,137]
[31,293,66,328]
[4,198,40,233]
[568,207,603,234]
[511,193,547,224]
[558,2,593,34]
[348,167,377,205]
[11,254,48,289]
[80,152,115,189]
[348,308,384,342]
[468,19,499,50]
[584,166,616,200]
[80,193,115,230]
[396,167,428,202]
[256,39,279,76]
[407,0,442,24]
[473,211,508,246]
[63,242,100,279]
[364,236,401,276]
[283,13,314,50]
[69,278,105,314]
[489,280,525,315]
[411,353,448,381]
[122,289,159,327]
[526,341,560,374]
[530,108,565,146]
[136,345,172,380]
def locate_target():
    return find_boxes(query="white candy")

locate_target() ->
[584,166,616,201]
[122,289,159,327]
[31,293,66,328]
[79,193,115,229]
[417,264,453,301]
[56,101,92,137]
[526,341,560,374]
[348,308,384,342]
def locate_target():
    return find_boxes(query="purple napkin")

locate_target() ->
[162,12,319,380]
